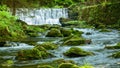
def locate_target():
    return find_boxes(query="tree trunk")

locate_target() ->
[12,0,16,15]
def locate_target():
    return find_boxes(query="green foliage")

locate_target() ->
[1,60,14,67]
[0,5,9,11]
[79,2,120,29]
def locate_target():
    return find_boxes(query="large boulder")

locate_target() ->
[46,28,63,37]
[63,35,86,45]
[64,47,94,57]
[60,28,72,37]
[16,47,53,60]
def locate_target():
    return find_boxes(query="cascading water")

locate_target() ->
[16,8,68,25]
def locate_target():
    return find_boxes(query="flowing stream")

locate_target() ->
[0,28,120,68]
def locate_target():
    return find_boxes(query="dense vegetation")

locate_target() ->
[0,5,44,41]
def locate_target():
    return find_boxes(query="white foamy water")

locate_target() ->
[16,8,68,25]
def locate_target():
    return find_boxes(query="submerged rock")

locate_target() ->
[99,29,111,32]
[64,47,94,57]
[111,51,120,58]
[72,29,83,37]
[85,32,92,35]
[58,63,79,68]
[35,42,58,50]
[52,59,75,64]
[105,42,120,49]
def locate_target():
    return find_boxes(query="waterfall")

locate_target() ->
[16,8,68,25]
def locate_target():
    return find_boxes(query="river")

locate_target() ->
[0,28,120,68]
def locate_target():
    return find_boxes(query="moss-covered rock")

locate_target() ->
[58,63,79,68]
[16,47,53,60]
[35,42,58,50]
[46,28,63,37]
[99,29,111,32]
[72,29,83,37]
[1,60,14,67]
[105,42,120,49]
[79,64,94,68]
[38,65,54,68]
[38,59,75,68]
[59,17,71,26]
[24,25,44,37]
[27,33,39,37]
[63,35,86,45]
[60,28,72,37]
[60,20,93,28]
[64,38,85,45]
[64,47,94,57]
[52,59,75,64]
[111,51,120,58]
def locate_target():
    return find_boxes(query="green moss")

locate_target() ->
[111,51,120,58]
[46,28,63,37]
[24,25,45,37]
[79,63,94,68]
[60,28,72,37]
[61,20,93,28]
[38,65,54,68]
[58,63,79,68]
[52,59,75,64]
[64,38,86,45]
[1,60,14,67]
[99,29,111,32]
[0,10,28,41]
[38,59,75,68]
[35,42,58,50]
[16,47,53,60]
[105,42,120,49]
[27,33,39,37]
[72,29,83,37]
[79,2,120,29]
[64,47,94,57]
[63,35,86,45]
